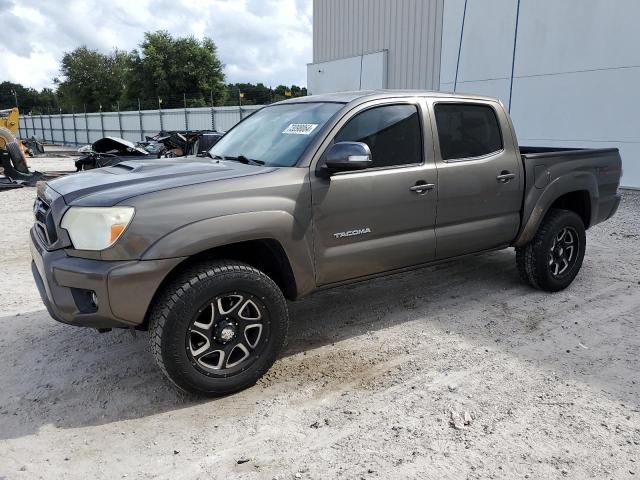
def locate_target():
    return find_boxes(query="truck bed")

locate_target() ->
[519,145,619,157]
[517,145,622,244]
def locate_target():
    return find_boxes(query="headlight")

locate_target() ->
[61,206,135,251]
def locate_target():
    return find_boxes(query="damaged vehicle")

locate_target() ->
[75,137,149,171]
[30,91,621,396]
[142,130,224,157]
[76,131,224,170]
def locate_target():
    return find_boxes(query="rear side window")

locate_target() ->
[334,104,422,168]
[434,103,503,160]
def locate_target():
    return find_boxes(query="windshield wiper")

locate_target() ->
[213,154,265,166]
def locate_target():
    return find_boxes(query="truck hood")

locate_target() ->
[47,157,274,206]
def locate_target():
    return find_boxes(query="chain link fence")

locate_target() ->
[17,104,264,146]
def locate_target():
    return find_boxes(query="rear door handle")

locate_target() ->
[409,182,435,193]
[496,171,516,183]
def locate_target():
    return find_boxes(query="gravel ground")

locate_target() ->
[0,159,638,480]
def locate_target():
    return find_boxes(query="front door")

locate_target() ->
[311,100,438,286]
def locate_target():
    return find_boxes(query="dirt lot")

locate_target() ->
[1,158,638,480]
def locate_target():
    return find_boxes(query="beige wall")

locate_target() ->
[313,0,444,90]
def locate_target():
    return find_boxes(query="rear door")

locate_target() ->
[310,99,438,285]
[427,99,522,258]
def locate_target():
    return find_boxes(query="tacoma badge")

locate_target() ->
[333,227,372,239]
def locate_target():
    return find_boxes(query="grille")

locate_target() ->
[33,196,58,246]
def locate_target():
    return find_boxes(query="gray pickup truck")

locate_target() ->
[30,90,622,395]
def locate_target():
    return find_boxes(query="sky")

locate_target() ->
[0,0,313,90]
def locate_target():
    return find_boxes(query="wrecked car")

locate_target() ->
[75,137,149,171]
[75,131,224,170]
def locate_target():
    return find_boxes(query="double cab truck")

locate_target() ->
[30,90,622,396]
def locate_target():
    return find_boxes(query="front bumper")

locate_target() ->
[30,228,183,329]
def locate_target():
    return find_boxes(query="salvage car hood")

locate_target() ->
[92,136,149,156]
[47,157,275,206]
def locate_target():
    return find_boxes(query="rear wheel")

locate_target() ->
[149,261,288,396]
[516,209,586,292]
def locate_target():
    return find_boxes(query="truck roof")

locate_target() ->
[276,89,499,105]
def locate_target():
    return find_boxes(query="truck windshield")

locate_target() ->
[209,102,343,167]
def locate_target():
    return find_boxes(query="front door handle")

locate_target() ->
[409,182,435,193]
[496,171,516,183]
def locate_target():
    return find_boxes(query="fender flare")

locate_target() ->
[514,171,598,247]
[140,210,316,296]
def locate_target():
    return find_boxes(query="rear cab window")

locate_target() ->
[434,103,503,160]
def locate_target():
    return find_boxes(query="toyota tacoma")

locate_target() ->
[30,90,622,396]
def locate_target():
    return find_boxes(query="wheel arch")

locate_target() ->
[547,191,591,228]
[515,172,598,247]
[139,238,298,330]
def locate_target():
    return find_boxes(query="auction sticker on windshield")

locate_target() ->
[282,123,318,135]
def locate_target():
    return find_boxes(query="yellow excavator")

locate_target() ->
[0,107,41,187]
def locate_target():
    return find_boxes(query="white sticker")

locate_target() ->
[282,123,318,135]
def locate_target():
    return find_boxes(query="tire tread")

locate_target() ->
[515,209,585,292]
[148,260,288,395]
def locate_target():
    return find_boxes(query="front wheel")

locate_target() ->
[149,261,288,396]
[516,209,586,292]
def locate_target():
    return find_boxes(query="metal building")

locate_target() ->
[309,0,444,94]
[310,0,639,188]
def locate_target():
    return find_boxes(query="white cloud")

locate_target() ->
[0,0,312,89]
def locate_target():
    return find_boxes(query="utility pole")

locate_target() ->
[47,107,54,143]
[71,105,78,145]
[210,89,216,131]
[117,102,124,139]
[99,104,105,138]
[158,97,164,131]
[183,93,189,131]
[138,98,144,141]
[84,104,89,144]
[60,107,66,145]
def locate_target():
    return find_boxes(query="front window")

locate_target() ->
[210,102,343,167]
[334,104,423,168]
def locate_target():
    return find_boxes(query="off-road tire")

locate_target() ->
[516,209,586,292]
[149,260,288,396]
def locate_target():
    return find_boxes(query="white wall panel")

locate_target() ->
[515,0,640,77]
[307,50,387,94]
[439,0,640,187]
[441,0,517,85]
[307,55,365,94]
[509,68,640,144]
[360,50,388,91]
[440,78,510,104]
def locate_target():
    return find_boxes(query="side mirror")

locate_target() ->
[322,141,372,176]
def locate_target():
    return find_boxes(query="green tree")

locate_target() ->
[272,84,307,102]
[126,31,226,107]
[56,46,131,111]
[0,81,52,113]
[225,82,272,105]
[274,85,288,97]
